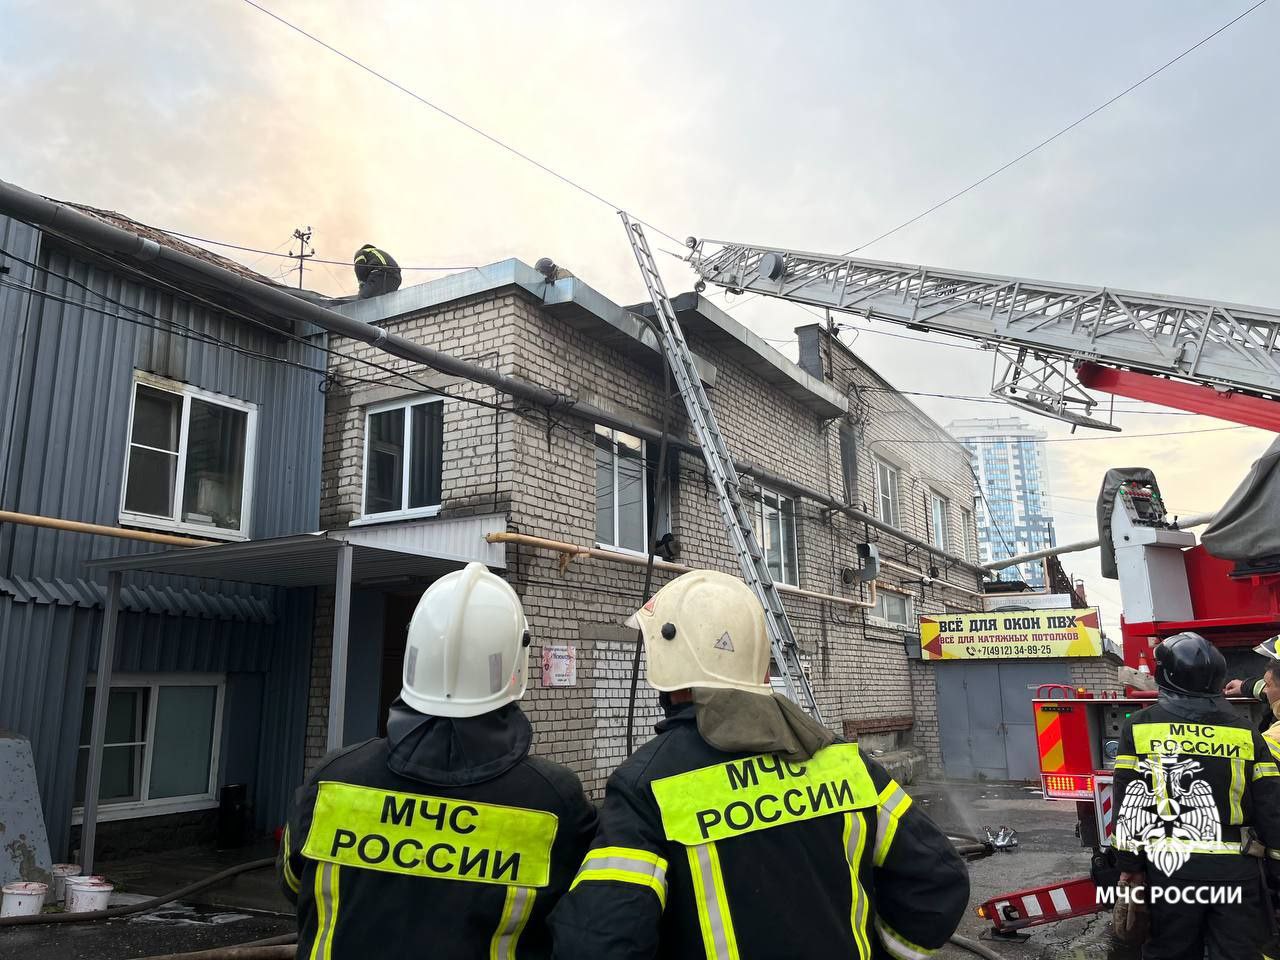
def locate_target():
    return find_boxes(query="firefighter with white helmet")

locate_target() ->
[279,562,596,959]
[549,569,969,959]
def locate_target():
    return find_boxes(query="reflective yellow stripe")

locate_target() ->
[308,862,340,960]
[570,846,668,908]
[873,783,913,867]
[1230,759,1246,824]
[1254,679,1267,699]
[1266,738,1280,764]
[1256,762,1280,780]
[301,781,557,888]
[361,247,388,266]
[282,824,301,893]
[687,843,740,960]
[874,916,936,960]
[1113,754,1139,771]
[1134,722,1254,760]
[843,813,871,959]
[489,885,534,960]
[651,744,876,845]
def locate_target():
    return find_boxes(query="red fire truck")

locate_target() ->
[685,237,1280,937]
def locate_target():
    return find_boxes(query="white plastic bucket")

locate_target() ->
[51,864,81,903]
[1,882,49,918]
[65,878,113,913]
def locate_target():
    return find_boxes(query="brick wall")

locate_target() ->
[309,285,984,795]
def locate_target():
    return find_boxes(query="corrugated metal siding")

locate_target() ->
[0,226,324,854]
[0,236,325,584]
[0,589,313,855]
[0,575,274,621]
[0,217,41,533]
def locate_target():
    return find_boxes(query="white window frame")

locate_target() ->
[594,426,650,554]
[72,672,225,824]
[928,491,950,552]
[119,373,257,541]
[960,506,976,561]
[753,486,800,587]
[869,588,913,629]
[873,457,901,528]
[355,394,445,524]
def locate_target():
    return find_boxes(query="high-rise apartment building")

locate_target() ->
[948,417,1056,588]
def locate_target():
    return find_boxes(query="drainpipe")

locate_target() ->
[0,179,570,411]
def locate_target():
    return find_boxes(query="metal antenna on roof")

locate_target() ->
[289,226,315,289]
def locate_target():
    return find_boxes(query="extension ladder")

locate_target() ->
[621,213,822,720]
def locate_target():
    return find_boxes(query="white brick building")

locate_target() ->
[306,262,993,791]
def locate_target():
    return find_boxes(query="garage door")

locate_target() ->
[935,661,1072,781]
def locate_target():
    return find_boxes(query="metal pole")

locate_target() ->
[981,511,1217,571]
[326,543,354,752]
[81,571,122,873]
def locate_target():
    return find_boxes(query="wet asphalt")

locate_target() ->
[0,779,1138,960]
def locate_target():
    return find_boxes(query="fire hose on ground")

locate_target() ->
[0,846,1013,958]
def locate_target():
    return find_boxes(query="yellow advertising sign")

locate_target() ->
[917,608,1102,661]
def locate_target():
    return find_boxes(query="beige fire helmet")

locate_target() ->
[626,570,772,694]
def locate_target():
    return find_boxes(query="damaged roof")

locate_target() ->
[65,202,281,286]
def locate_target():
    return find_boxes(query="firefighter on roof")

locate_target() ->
[1112,631,1280,960]
[279,563,597,959]
[548,570,969,959]
[353,243,402,299]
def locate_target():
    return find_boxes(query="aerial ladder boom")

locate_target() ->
[688,240,1280,432]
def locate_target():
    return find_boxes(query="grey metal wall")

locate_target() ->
[0,220,324,855]
[0,223,325,581]
[0,591,313,855]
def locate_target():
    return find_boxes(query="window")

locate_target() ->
[74,674,223,821]
[874,458,901,527]
[753,488,799,586]
[121,376,256,538]
[960,506,976,561]
[871,589,912,628]
[595,426,650,552]
[928,492,949,551]
[361,395,444,521]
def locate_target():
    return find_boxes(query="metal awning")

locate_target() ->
[78,513,506,873]
[85,513,507,584]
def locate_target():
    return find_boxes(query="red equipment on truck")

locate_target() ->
[684,237,1280,937]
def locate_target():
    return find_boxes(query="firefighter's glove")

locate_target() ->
[1111,875,1150,947]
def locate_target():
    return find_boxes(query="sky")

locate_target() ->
[3,0,1278,630]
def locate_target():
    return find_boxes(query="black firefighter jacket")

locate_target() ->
[353,244,401,284]
[1113,696,1280,884]
[548,704,969,960]
[279,701,597,960]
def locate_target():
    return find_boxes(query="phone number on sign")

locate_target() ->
[962,643,1055,657]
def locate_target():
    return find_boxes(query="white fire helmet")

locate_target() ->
[625,569,771,695]
[401,562,530,718]
[1254,635,1280,660]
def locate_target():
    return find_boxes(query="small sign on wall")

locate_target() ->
[541,645,577,687]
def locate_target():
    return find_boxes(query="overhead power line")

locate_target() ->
[715,0,1269,314]
[238,0,684,248]
[162,228,477,272]
[845,0,1270,254]
[0,242,508,412]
